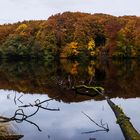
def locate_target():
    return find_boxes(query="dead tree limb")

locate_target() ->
[0,97,60,132]
[76,85,140,140]
[0,108,41,131]
[19,97,60,111]
[74,85,104,97]
[107,98,140,140]
[82,111,109,134]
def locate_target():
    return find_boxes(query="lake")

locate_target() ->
[0,59,140,140]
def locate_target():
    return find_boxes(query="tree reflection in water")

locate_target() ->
[0,95,60,132]
[0,59,140,139]
[81,111,109,134]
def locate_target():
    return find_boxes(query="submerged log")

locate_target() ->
[107,98,140,140]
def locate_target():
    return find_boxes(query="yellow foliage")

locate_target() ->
[90,60,96,65]
[88,66,95,76]
[90,51,96,56]
[70,61,79,75]
[73,49,79,55]
[62,42,79,58]
[36,30,42,40]
[16,24,28,32]
[60,59,79,75]
[70,42,78,49]
[87,38,96,57]
[88,38,95,50]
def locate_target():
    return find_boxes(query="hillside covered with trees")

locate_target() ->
[0,12,140,60]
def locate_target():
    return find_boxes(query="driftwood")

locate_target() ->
[75,85,140,140]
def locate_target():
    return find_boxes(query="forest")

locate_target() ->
[0,12,140,60]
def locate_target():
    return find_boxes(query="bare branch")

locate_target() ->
[19,96,60,111]
[82,111,109,134]
[0,96,60,132]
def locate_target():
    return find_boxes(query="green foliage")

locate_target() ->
[43,32,58,58]
[0,35,28,57]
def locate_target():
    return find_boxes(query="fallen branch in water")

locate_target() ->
[106,98,140,140]
[76,85,140,140]
[75,85,104,97]
[82,111,109,134]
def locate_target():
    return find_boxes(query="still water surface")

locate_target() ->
[0,59,140,140]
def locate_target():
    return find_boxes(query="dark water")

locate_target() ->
[0,59,140,140]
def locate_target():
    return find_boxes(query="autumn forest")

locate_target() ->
[0,12,140,60]
[0,7,140,140]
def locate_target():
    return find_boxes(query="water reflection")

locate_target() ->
[0,59,140,139]
[81,111,109,134]
[0,93,60,132]
[0,59,140,101]
[0,91,125,140]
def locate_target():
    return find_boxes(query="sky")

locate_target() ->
[0,0,140,24]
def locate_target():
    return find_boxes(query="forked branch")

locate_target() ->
[81,111,109,134]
